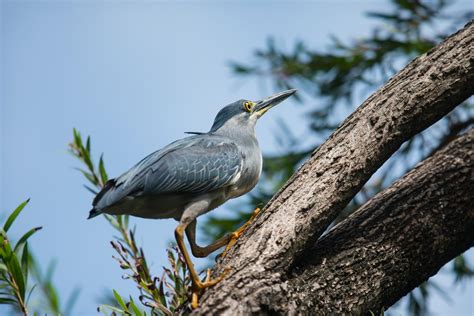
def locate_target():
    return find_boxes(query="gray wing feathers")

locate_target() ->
[145,142,241,194]
[118,137,194,189]
[93,135,242,210]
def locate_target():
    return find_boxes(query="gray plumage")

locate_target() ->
[89,89,296,222]
[89,89,296,304]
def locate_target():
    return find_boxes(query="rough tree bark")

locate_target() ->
[196,21,474,314]
[287,129,473,313]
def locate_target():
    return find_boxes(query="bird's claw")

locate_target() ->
[189,207,261,308]
[191,268,231,309]
[220,208,261,258]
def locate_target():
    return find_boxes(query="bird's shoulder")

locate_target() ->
[92,134,243,210]
[116,133,241,189]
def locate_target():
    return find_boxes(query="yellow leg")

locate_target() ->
[191,269,213,309]
[175,224,229,309]
[221,207,261,258]
[186,220,232,258]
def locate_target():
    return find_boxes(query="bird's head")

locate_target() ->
[209,89,297,134]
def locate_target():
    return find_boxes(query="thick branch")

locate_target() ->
[286,129,474,314]
[198,22,474,314]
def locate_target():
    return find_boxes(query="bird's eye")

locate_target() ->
[243,101,253,112]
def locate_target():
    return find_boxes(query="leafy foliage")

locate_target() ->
[97,290,145,316]
[0,200,77,315]
[203,0,474,314]
[0,199,37,315]
[27,254,80,315]
[69,129,193,315]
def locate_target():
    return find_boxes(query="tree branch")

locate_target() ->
[286,128,474,314]
[197,21,474,314]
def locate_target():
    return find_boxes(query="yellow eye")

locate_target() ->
[243,101,253,112]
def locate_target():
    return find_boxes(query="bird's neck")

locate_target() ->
[210,117,257,139]
[212,127,257,143]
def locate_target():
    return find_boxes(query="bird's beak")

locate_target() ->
[252,89,297,118]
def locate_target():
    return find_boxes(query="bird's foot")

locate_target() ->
[191,268,230,309]
[220,207,261,258]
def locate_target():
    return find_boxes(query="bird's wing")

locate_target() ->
[141,137,243,195]
[93,135,243,210]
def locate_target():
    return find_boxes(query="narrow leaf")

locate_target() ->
[26,283,37,306]
[6,253,26,300]
[20,243,29,289]
[86,136,91,153]
[0,296,17,305]
[64,286,81,315]
[83,185,98,195]
[113,289,128,311]
[76,168,97,186]
[99,155,109,184]
[129,297,143,316]
[4,199,30,232]
[97,304,126,314]
[14,227,42,253]
[80,146,94,173]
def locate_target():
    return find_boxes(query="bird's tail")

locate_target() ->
[88,178,116,219]
[87,208,102,219]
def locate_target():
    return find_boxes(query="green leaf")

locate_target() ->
[158,275,167,307]
[64,286,81,315]
[0,239,7,259]
[366,12,401,21]
[83,185,98,195]
[74,128,83,149]
[0,296,17,305]
[99,155,109,184]
[1,237,13,263]
[45,260,57,282]
[86,136,91,153]
[20,243,29,289]
[128,297,143,316]
[0,264,7,273]
[113,289,128,312]
[14,227,42,253]
[124,215,129,229]
[75,168,98,186]
[6,252,26,300]
[97,304,126,315]
[3,199,30,233]
[73,128,80,146]
[80,146,95,173]
[25,283,37,306]
[45,282,60,313]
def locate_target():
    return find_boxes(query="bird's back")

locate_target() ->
[89,133,245,219]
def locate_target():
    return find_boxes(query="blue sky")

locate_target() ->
[1,0,472,314]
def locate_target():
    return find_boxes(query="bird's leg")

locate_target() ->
[221,207,261,258]
[185,220,232,258]
[175,202,230,309]
[175,223,228,309]
[191,268,215,309]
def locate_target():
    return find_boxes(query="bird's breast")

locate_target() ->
[228,145,262,198]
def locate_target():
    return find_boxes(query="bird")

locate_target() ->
[89,89,296,308]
